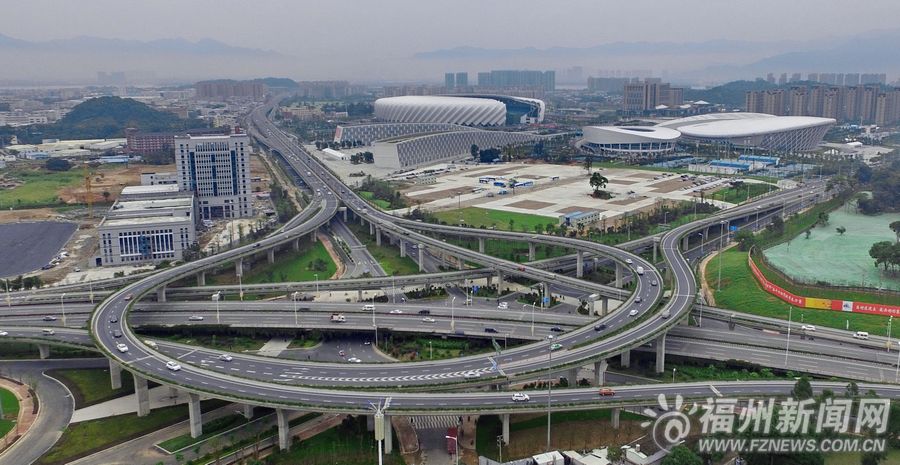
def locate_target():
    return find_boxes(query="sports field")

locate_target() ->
[432,207,554,232]
[763,206,900,290]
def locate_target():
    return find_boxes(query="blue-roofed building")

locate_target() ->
[559,210,602,228]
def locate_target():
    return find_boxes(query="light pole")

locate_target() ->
[546,343,553,452]
[445,434,459,465]
[531,303,536,336]
[60,293,67,327]
[212,291,221,324]
[888,316,893,352]
[291,291,300,326]
[5,279,10,307]
[784,306,792,367]
[429,341,433,360]
[717,220,726,291]
[313,273,319,297]
[672,367,677,383]
[451,296,456,331]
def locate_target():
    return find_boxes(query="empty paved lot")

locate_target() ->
[0,221,77,278]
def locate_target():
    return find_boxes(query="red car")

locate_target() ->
[599,388,615,397]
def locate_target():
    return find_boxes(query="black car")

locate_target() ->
[484,327,499,334]
[594,323,607,332]
[550,326,564,333]
[418,309,431,315]
[109,315,119,323]
[112,330,123,338]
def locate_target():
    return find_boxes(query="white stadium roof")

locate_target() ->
[583,126,681,143]
[655,112,777,129]
[374,96,507,126]
[676,116,836,139]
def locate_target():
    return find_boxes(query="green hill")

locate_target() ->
[20,97,203,142]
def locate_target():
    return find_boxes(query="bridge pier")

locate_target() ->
[384,414,393,454]
[567,368,579,385]
[611,408,621,429]
[311,228,318,242]
[358,289,363,301]
[276,408,291,450]
[682,235,690,251]
[615,263,623,287]
[593,359,609,386]
[109,360,122,389]
[601,296,609,316]
[236,258,243,277]
[653,236,660,263]
[418,244,425,272]
[157,285,166,303]
[343,208,348,222]
[478,237,485,254]
[267,248,275,264]
[496,271,504,292]
[370,222,375,235]
[620,350,631,369]
[576,251,584,278]
[242,404,254,420]
[655,333,667,374]
[457,256,464,270]
[197,271,206,286]
[528,243,536,261]
[37,344,50,359]
[188,393,203,438]
[399,240,406,258]
[134,375,150,417]
[501,413,510,445]
[292,238,299,251]
[376,227,382,247]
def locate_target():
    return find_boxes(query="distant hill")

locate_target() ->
[255,77,298,89]
[684,80,777,107]
[23,97,203,142]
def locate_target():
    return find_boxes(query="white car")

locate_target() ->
[800,325,816,332]
[0,331,7,336]
[547,334,554,339]
[463,372,481,379]
[389,309,403,314]
[628,309,639,317]
[511,392,530,402]
[166,361,182,371]
[218,354,233,362]
[347,357,362,363]
[116,343,129,353]
[188,315,204,321]
[625,258,633,264]
[422,317,436,323]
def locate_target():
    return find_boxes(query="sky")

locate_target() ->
[1,0,899,83]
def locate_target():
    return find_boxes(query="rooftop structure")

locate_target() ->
[373,95,545,126]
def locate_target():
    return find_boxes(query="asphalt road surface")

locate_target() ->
[0,221,77,279]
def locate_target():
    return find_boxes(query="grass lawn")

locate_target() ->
[46,368,134,408]
[825,450,900,465]
[0,387,19,437]
[0,168,83,209]
[345,221,420,275]
[37,399,227,465]
[711,182,775,204]
[287,336,320,349]
[381,336,497,361]
[707,248,892,335]
[358,191,391,209]
[432,207,554,232]
[446,237,569,263]
[150,333,268,352]
[157,413,248,453]
[244,241,336,284]
[264,422,404,465]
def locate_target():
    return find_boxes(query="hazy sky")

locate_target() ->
[5,0,900,57]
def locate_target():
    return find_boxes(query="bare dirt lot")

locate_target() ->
[58,163,175,204]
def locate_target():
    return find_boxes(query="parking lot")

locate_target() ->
[0,221,77,279]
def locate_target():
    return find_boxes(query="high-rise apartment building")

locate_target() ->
[745,89,785,115]
[622,79,684,113]
[175,133,253,219]
[475,70,555,91]
[444,73,455,88]
[788,87,808,116]
[455,72,468,87]
[844,73,860,86]
[195,80,266,100]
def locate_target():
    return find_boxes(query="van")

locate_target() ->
[853,331,869,340]
[635,266,645,276]
[362,304,376,311]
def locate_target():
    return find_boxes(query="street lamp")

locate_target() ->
[888,316,893,353]
[313,273,319,297]
[291,291,300,326]
[546,343,553,452]
[445,434,459,465]
[212,291,222,324]
[531,303,536,336]
[717,220,726,291]
[451,296,456,331]
[672,367,677,383]
[429,341,433,360]
[60,293,67,327]
[784,306,793,367]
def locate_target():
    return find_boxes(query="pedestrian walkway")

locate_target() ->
[256,337,293,357]
[71,385,193,423]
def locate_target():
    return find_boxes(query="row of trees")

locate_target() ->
[4,275,43,291]
[315,139,364,150]
[349,151,374,164]
[358,175,405,209]
[869,241,900,272]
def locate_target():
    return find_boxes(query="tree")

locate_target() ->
[583,153,593,172]
[816,211,829,226]
[890,221,900,243]
[589,172,608,195]
[45,158,71,171]
[804,229,812,239]
[661,445,702,465]
[792,375,814,400]
[836,226,846,235]
[470,144,479,160]
[102,190,111,202]
[735,229,756,251]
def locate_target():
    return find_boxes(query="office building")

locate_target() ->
[622,79,685,113]
[445,73,455,89]
[587,77,632,93]
[175,133,253,219]
[140,172,178,186]
[455,72,468,87]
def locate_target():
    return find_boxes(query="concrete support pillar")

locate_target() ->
[496,272,504,292]
[528,243,536,261]
[342,208,348,222]
[487,275,493,288]
[276,408,291,451]
[478,237,485,254]
[567,368,579,385]
[594,359,608,386]
[109,359,122,389]
[369,222,375,235]
[615,263,623,288]
[601,297,609,316]
[359,215,364,225]
[311,228,318,242]
[267,248,275,264]
[235,258,243,277]
[157,285,166,303]
[197,271,206,287]
[399,240,406,258]
[682,235,690,251]
[418,244,425,272]
[655,333,667,374]
[168,386,178,399]
[620,350,631,369]
[457,256,464,270]
[188,393,203,438]
[576,251,584,278]
[37,344,49,359]
[242,404,254,420]
[358,289,363,301]
[653,237,660,263]
[384,414,393,454]
[134,375,150,417]
[376,227,382,247]
[611,408,621,429]
[501,413,510,445]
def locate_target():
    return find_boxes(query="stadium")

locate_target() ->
[373,95,545,126]
[581,113,836,156]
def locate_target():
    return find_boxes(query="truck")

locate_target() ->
[330,313,346,323]
[635,266,645,276]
